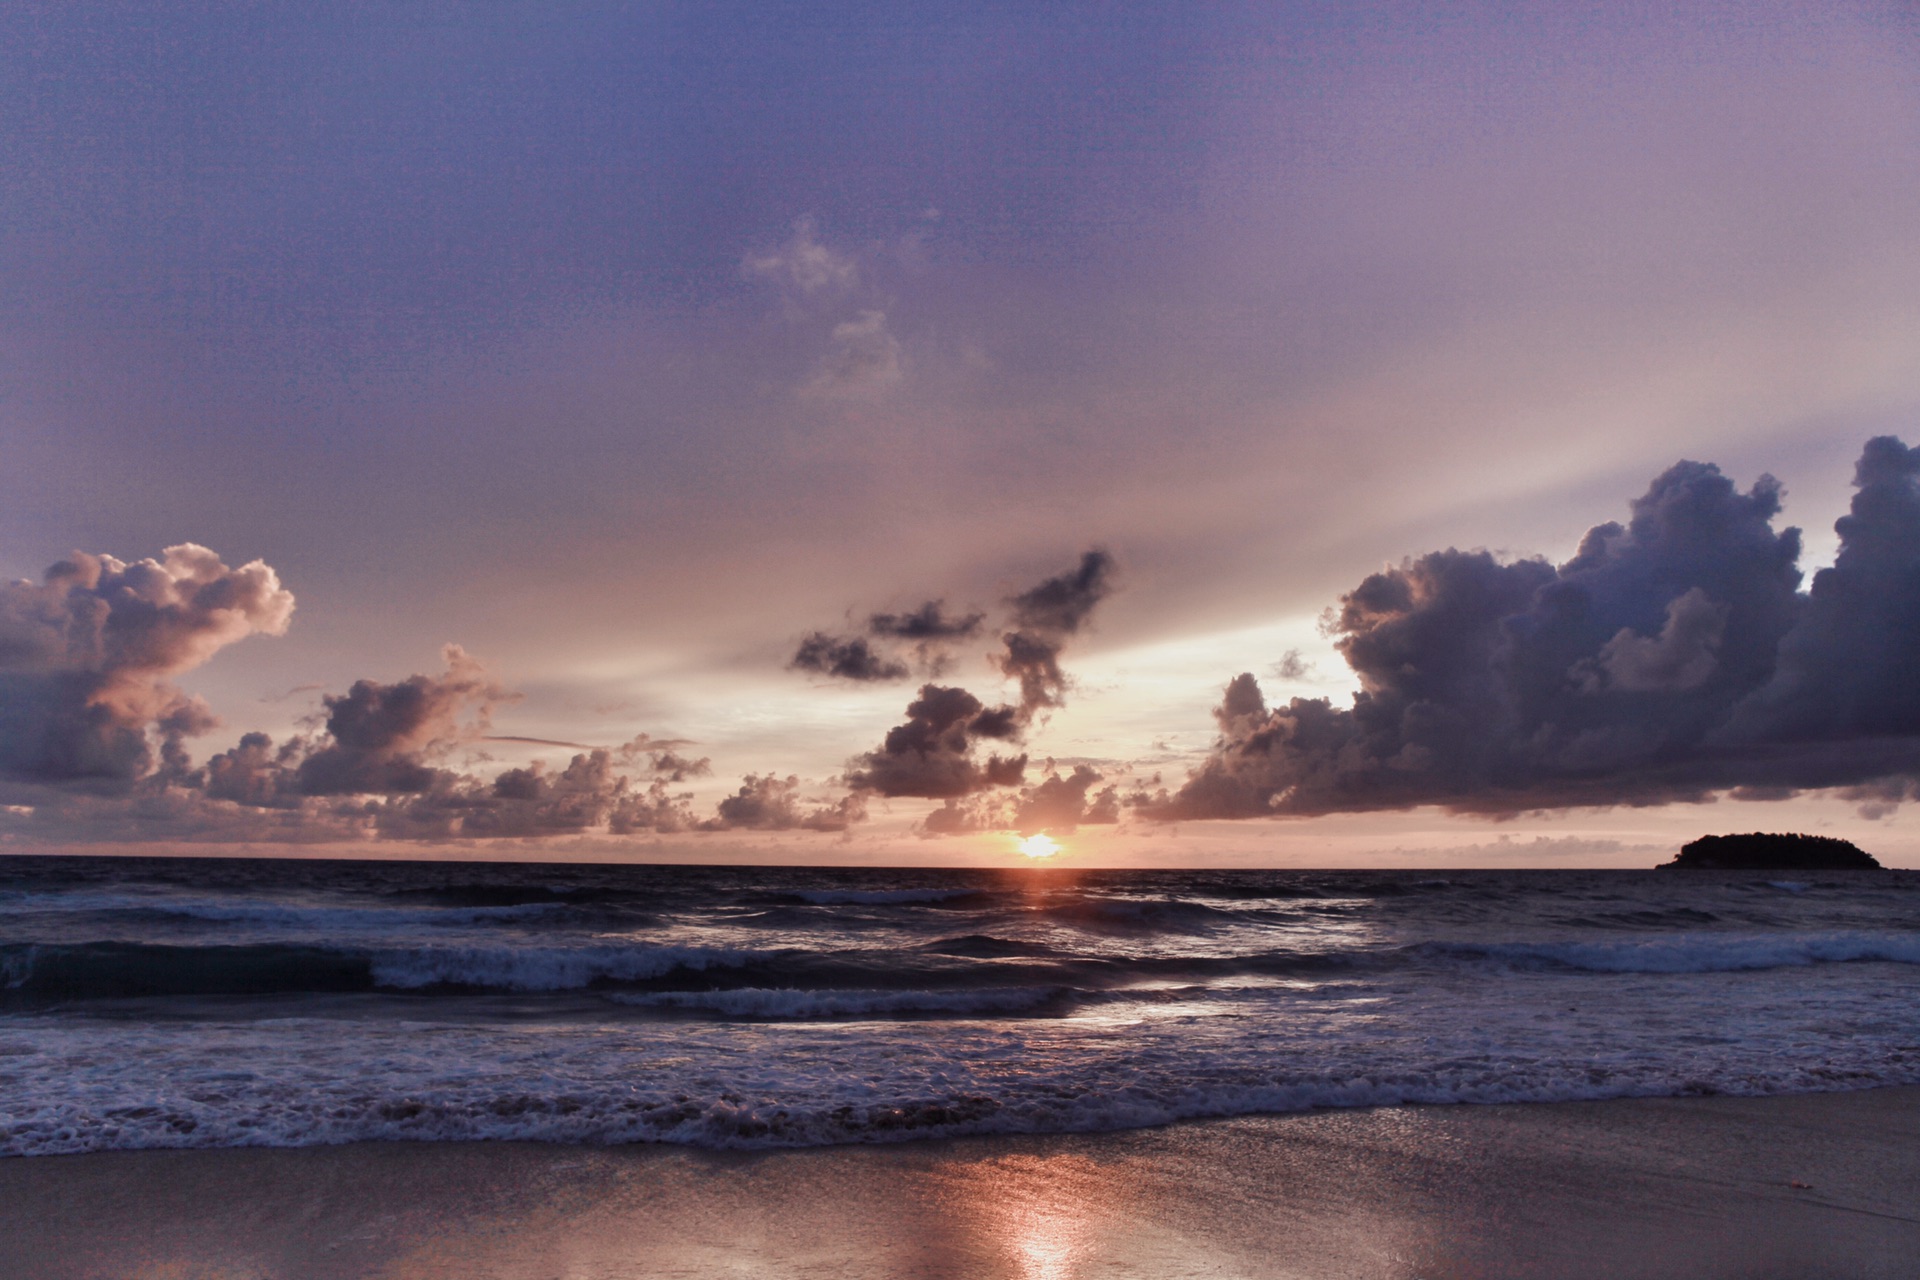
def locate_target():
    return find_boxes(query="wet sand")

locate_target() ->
[3,1087,1917,1279]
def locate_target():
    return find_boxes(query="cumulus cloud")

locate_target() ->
[868,601,986,641]
[997,550,1115,714]
[1149,439,1920,820]
[0,638,727,843]
[912,764,1119,837]
[703,774,867,832]
[1011,765,1120,835]
[368,750,703,842]
[741,214,858,296]
[1724,436,1920,748]
[290,645,502,796]
[0,545,294,787]
[1270,649,1315,681]
[790,633,911,682]
[789,599,986,683]
[0,549,867,845]
[843,683,1028,799]
[805,309,903,398]
[614,733,712,783]
[845,553,1115,823]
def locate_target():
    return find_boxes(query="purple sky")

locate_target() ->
[4,2,1920,865]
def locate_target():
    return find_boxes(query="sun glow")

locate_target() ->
[1017,834,1061,859]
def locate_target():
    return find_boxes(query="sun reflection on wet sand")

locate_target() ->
[942,1153,1105,1280]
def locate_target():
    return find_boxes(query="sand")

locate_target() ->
[3,1087,1917,1279]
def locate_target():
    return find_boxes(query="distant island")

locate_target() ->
[1658,832,1882,871]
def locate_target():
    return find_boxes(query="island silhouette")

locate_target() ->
[1658,832,1882,870]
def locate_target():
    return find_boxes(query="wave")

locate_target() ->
[921,934,1065,958]
[367,942,769,991]
[604,985,1073,1019]
[0,940,770,1001]
[1432,931,1920,973]
[1022,895,1283,932]
[6,1041,1915,1158]
[382,883,662,910]
[15,925,1914,1005]
[779,888,994,907]
[0,942,375,1000]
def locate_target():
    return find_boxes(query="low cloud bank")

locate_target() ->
[0,544,1112,844]
[1147,437,1920,820]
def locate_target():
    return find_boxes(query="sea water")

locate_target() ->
[1,856,1916,1156]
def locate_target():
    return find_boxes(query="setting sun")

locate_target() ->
[1016,834,1061,859]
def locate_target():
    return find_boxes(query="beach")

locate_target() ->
[4,1086,1917,1279]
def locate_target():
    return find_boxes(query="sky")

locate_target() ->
[4,1,1920,866]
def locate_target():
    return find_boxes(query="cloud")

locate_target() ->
[290,645,503,796]
[1148,439,1920,820]
[789,600,986,684]
[997,550,1115,715]
[1723,436,1920,748]
[790,632,911,682]
[5,642,712,843]
[868,601,986,641]
[843,683,1027,799]
[614,734,712,783]
[1270,649,1315,681]
[1572,586,1728,693]
[804,309,903,398]
[1011,765,1120,835]
[787,602,990,690]
[370,750,702,841]
[845,552,1115,818]
[703,773,867,832]
[741,215,858,296]
[0,602,840,844]
[0,545,294,787]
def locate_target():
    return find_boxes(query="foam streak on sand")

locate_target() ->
[2,857,1918,1157]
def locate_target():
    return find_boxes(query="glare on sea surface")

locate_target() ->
[1017,834,1062,859]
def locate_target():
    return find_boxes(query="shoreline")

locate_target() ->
[4,1086,1917,1278]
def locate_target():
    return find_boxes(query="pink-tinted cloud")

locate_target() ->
[0,545,293,787]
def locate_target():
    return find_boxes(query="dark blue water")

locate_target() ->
[2,856,1917,1156]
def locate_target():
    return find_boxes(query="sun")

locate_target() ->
[1016,833,1061,859]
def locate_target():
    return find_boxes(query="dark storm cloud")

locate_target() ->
[868,602,986,641]
[1150,439,1920,820]
[845,553,1115,817]
[843,684,1029,799]
[0,546,294,787]
[790,632,912,682]
[998,551,1115,714]
[1723,437,1920,748]
[790,601,986,684]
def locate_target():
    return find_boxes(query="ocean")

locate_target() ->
[2,856,1916,1157]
